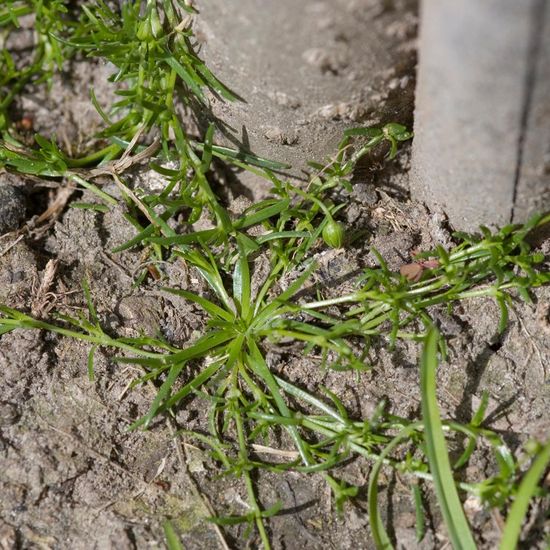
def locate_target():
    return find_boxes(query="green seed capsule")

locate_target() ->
[137,19,152,42]
[322,219,345,248]
[150,6,163,38]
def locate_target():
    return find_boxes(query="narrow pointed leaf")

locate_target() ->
[420,327,476,550]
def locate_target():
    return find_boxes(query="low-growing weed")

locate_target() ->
[0,1,549,548]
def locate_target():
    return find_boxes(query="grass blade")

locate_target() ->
[235,198,290,229]
[420,326,476,550]
[141,362,185,429]
[499,439,550,550]
[191,140,291,170]
[87,345,97,382]
[233,236,251,319]
[162,287,234,323]
[412,483,426,542]
[163,520,184,550]
[367,423,421,549]
[247,339,312,467]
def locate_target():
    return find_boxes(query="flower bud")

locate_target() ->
[322,218,345,248]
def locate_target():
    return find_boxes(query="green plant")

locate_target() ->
[300,212,550,350]
[1,1,549,547]
[67,0,238,155]
[367,327,550,549]
[3,212,549,547]
[0,0,71,129]
[420,327,476,549]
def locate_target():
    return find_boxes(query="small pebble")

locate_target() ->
[0,185,26,234]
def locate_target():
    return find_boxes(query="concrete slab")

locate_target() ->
[410,0,545,231]
[194,0,417,177]
[513,2,550,222]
